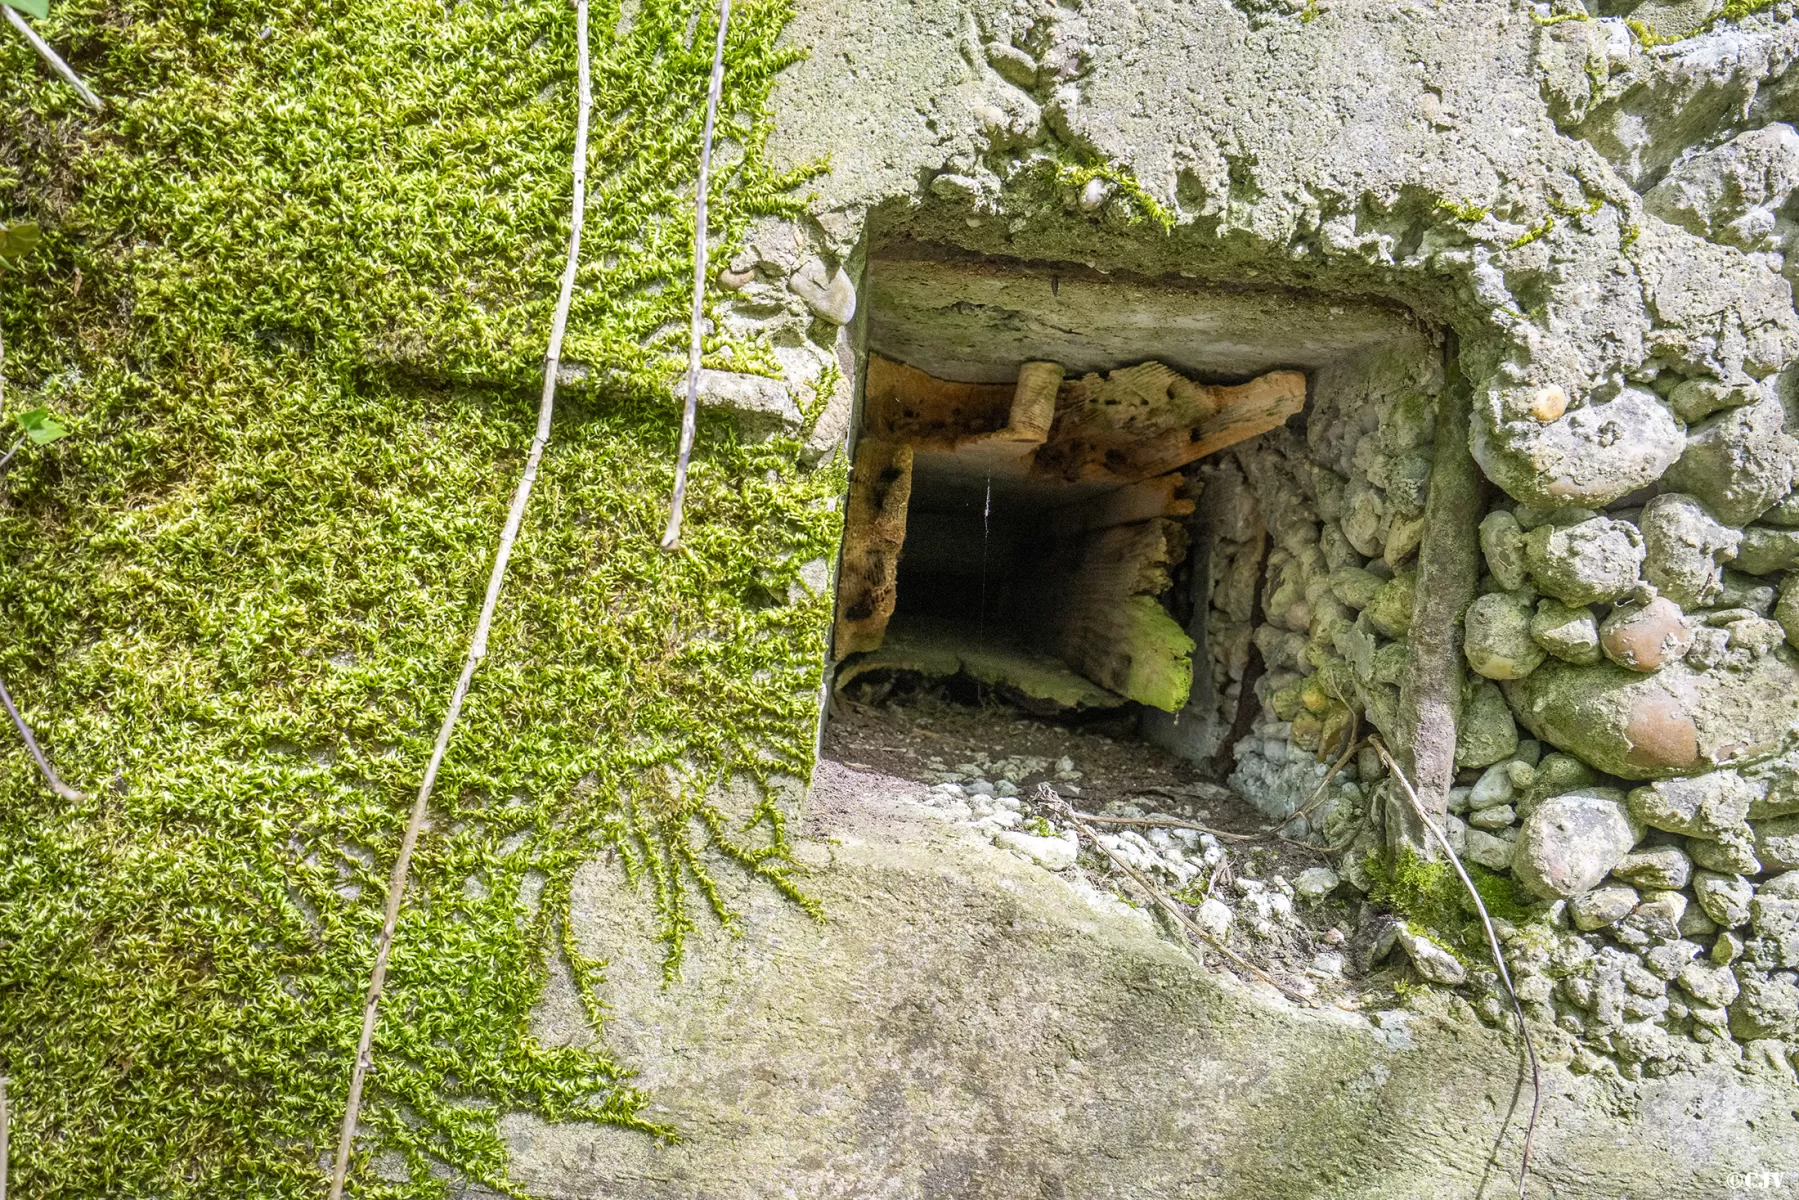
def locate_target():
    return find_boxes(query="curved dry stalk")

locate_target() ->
[324,4,593,1195]
[2,7,103,111]
[0,674,84,802]
[659,0,733,552]
[1279,728,1362,836]
[1370,737,1541,1200]
[1055,796,1312,1005]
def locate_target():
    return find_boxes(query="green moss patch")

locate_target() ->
[1367,845,1536,961]
[0,0,839,1194]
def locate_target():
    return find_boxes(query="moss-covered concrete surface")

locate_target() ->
[493,761,1799,1199]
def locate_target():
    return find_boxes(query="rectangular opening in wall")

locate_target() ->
[830,247,1422,772]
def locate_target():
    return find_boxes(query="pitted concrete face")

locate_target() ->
[733,0,1799,1081]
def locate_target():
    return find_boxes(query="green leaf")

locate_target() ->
[16,406,68,444]
[0,0,50,20]
[0,220,41,263]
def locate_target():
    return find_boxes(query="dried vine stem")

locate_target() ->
[659,0,732,551]
[0,675,83,802]
[1054,793,1311,1004]
[1,1074,9,1200]
[1370,737,1541,1200]
[324,4,592,1194]
[0,322,85,803]
[2,7,103,111]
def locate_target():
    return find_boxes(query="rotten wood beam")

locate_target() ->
[833,439,913,657]
[1042,518,1195,712]
[1032,362,1306,486]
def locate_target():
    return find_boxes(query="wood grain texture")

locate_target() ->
[1034,365,1306,485]
[834,439,913,656]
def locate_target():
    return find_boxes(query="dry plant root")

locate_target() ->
[1371,737,1541,1200]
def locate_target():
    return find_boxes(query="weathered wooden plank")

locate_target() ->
[833,439,913,657]
[1033,364,1306,485]
[1041,518,1195,711]
[862,355,1015,447]
[1045,471,1196,541]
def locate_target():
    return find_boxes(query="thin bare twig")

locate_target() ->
[2,7,103,112]
[659,0,733,552]
[0,674,84,802]
[1370,737,1540,1200]
[1,1074,10,1200]
[325,5,592,1195]
[1281,728,1363,834]
[1056,797,1311,1004]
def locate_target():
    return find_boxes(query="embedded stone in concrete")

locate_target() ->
[1531,598,1602,665]
[1463,590,1544,680]
[1455,680,1518,770]
[1512,788,1640,900]
[1730,974,1799,1040]
[1734,526,1799,576]
[787,256,857,324]
[1642,123,1799,250]
[1661,390,1798,527]
[1464,828,1515,871]
[1690,830,1764,877]
[674,369,804,435]
[1610,845,1693,891]
[1779,574,1799,650]
[1472,388,1686,510]
[1757,815,1799,872]
[1478,510,1529,591]
[1328,565,1383,611]
[1505,654,1799,780]
[1666,379,1760,426]
[1363,571,1415,640]
[1626,771,1756,839]
[1395,924,1466,985]
[1676,960,1741,1010]
[1638,493,1740,609]
[1570,884,1639,930]
[1523,517,1645,606]
[1626,889,1689,942]
[1752,870,1799,967]
[1599,598,1693,673]
[1693,870,1754,929]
